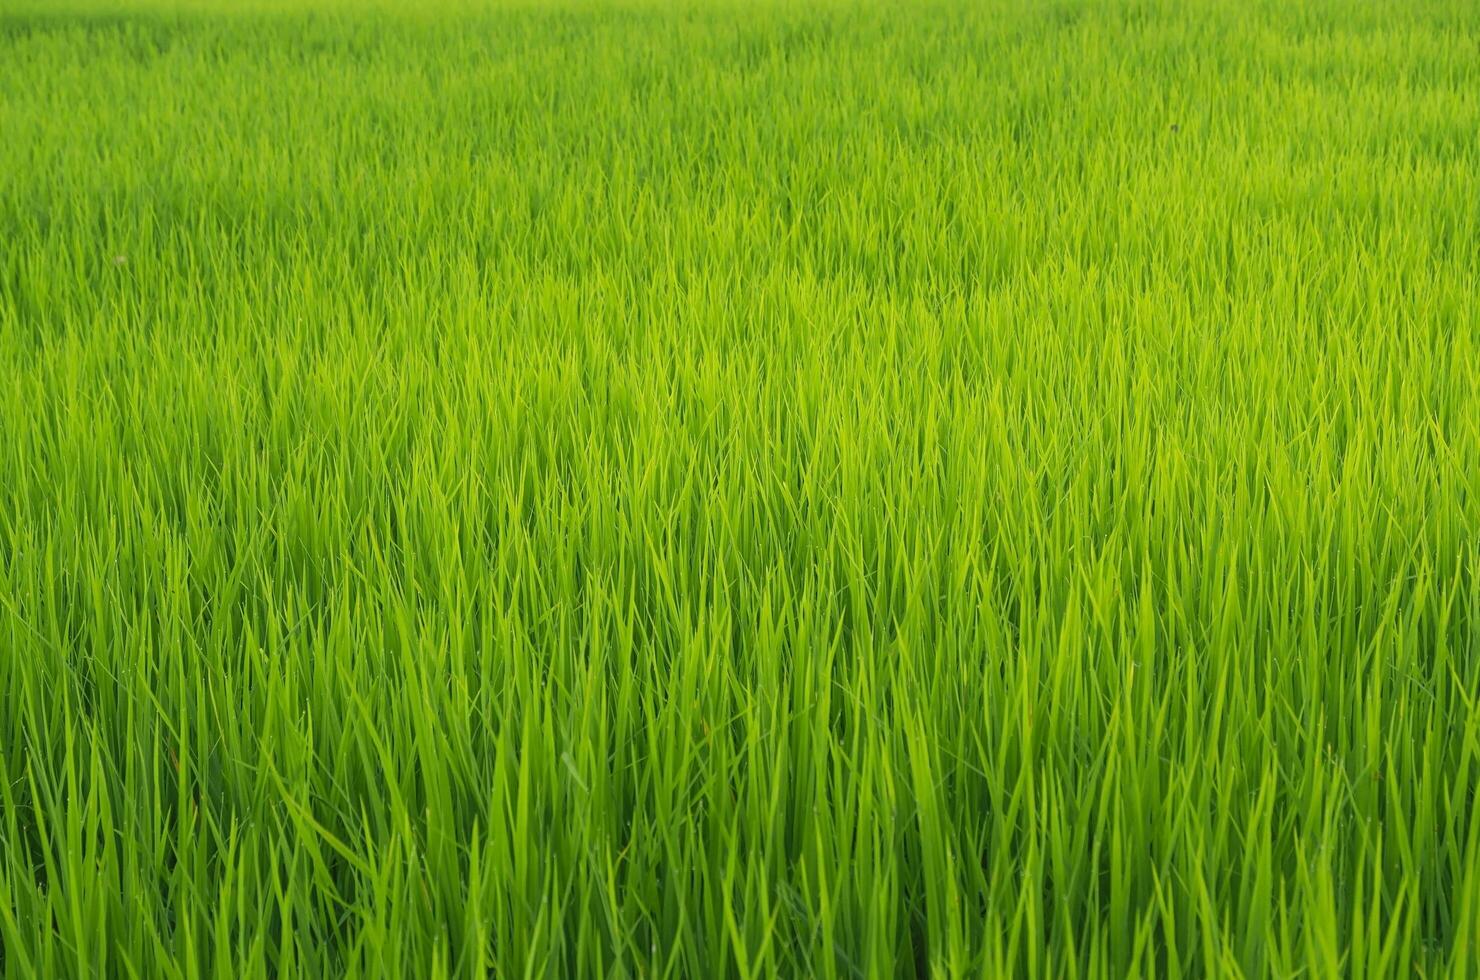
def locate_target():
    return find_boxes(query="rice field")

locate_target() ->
[1,0,1477,976]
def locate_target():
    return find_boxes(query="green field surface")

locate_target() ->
[1,0,1477,976]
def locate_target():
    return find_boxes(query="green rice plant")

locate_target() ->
[0,0,1476,976]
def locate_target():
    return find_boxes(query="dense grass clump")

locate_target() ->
[1,0,1477,976]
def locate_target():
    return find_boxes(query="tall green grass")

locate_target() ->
[1,0,1477,975]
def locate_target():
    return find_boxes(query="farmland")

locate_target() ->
[1,0,1477,976]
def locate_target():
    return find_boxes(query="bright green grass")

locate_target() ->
[1,0,1477,976]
